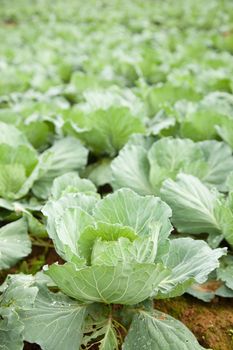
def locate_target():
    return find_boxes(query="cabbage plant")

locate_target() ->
[148,92,233,149]
[0,122,39,202]
[111,136,233,195]
[61,88,146,156]
[0,122,88,209]
[179,92,233,147]
[161,173,233,300]
[0,124,88,270]
[0,185,225,349]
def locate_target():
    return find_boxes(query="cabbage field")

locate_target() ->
[1,0,233,349]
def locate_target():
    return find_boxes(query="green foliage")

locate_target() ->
[0,0,233,348]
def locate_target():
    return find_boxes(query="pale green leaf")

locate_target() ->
[216,119,233,149]
[146,84,200,116]
[93,188,172,242]
[214,200,233,247]
[84,158,112,187]
[111,143,154,195]
[157,237,226,297]
[98,321,118,350]
[180,92,233,142]
[217,256,233,290]
[226,172,233,190]
[198,140,233,191]
[123,309,205,350]
[0,144,38,176]
[0,143,38,199]
[148,138,203,191]
[20,286,87,350]
[32,137,88,199]
[0,122,28,147]
[0,274,38,309]
[45,262,169,305]
[0,164,26,200]
[64,107,145,156]
[161,174,221,234]
[51,172,97,200]
[55,207,94,257]
[42,193,98,259]
[0,308,24,350]
[0,219,31,270]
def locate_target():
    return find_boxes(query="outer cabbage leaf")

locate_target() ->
[51,172,97,200]
[198,141,233,191]
[0,219,31,270]
[55,207,95,257]
[214,199,233,247]
[157,238,226,298]
[42,193,98,259]
[0,275,39,350]
[200,93,233,118]
[148,110,176,135]
[32,137,88,199]
[148,138,203,191]
[71,86,146,118]
[162,174,233,247]
[63,107,145,156]
[84,158,112,187]
[180,109,229,141]
[187,282,219,302]
[69,72,111,96]
[161,174,222,235]
[0,164,27,200]
[18,120,53,150]
[216,256,233,291]
[111,143,154,195]
[19,286,87,350]
[45,262,169,305]
[226,172,233,190]
[180,92,233,142]
[81,312,119,350]
[0,308,24,350]
[148,138,233,191]
[0,274,38,309]
[0,144,39,200]
[146,84,200,116]
[111,137,233,195]
[90,321,118,350]
[0,122,29,147]
[0,197,42,214]
[0,144,38,176]
[216,118,233,149]
[122,309,205,350]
